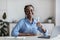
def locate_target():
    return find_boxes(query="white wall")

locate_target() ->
[56,0,60,26]
[6,0,55,22]
[0,0,7,20]
[0,0,55,22]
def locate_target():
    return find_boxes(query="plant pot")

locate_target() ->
[48,19,52,23]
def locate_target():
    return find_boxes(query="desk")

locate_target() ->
[0,36,50,40]
[0,36,60,40]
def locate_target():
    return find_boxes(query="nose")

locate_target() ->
[29,11,32,14]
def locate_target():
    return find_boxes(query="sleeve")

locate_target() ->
[37,27,44,33]
[11,19,24,37]
[37,26,49,36]
[34,19,43,33]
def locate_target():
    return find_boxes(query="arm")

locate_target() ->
[36,22,46,33]
[18,33,36,36]
[36,22,49,37]
[11,20,24,36]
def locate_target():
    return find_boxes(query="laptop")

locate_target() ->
[38,26,60,39]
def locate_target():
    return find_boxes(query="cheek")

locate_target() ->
[25,12,28,15]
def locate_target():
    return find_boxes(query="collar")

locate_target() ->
[25,17,35,24]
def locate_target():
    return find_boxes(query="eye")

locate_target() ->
[25,10,29,13]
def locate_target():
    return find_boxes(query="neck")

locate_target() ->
[27,17,33,23]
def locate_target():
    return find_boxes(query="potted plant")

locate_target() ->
[0,12,9,36]
[2,12,7,20]
[47,17,53,23]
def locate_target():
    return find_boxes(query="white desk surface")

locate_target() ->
[0,35,60,40]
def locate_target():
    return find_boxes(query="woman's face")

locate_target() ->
[25,6,34,18]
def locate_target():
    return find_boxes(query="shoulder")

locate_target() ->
[17,18,25,24]
[19,18,25,22]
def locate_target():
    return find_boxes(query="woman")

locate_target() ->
[11,5,49,37]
